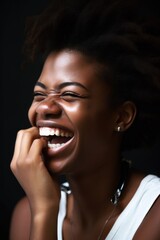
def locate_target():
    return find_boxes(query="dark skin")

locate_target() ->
[10,50,160,240]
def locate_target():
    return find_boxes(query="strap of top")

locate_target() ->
[106,174,160,239]
[57,191,67,240]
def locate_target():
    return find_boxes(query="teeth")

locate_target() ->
[48,143,65,149]
[61,132,65,137]
[65,132,69,137]
[39,127,73,137]
[39,127,51,136]
[55,129,60,136]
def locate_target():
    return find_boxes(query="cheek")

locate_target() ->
[85,108,115,142]
[28,105,35,125]
[63,101,90,121]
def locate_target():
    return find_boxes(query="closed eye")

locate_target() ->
[33,92,46,101]
[61,92,80,97]
[61,91,89,101]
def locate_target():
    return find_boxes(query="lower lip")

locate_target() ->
[45,136,75,156]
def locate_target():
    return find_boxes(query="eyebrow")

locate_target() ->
[35,81,89,91]
[35,82,47,89]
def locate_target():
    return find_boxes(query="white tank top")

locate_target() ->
[57,175,160,239]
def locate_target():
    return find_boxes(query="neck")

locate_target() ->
[66,158,122,224]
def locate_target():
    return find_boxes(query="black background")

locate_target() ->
[1,1,160,239]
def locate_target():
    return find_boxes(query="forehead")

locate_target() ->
[38,51,111,99]
[45,50,93,70]
[39,50,109,88]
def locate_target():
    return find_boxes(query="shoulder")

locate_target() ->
[133,195,160,239]
[9,196,31,240]
[121,172,160,239]
[130,173,160,239]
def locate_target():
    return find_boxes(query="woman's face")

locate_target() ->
[28,50,119,174]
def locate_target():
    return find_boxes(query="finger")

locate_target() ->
[17,127,40,161]
[11,127,39,170]
[12,129,25,161]
[27,138,47,164]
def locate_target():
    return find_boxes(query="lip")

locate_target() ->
[37,120,74,133]
[43,133,76,162]
[37,120,75,157]
[46,135,75,156]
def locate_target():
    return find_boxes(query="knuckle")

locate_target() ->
[33,138,41,145]
[17,129,25,136]
[10,161,15,171]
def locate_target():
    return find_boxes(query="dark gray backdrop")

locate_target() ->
[2,1,160,239]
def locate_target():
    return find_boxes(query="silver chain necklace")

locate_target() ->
[97,203,117,240]
[97,160,130,240]
[97,177,126,240]
[61,160,130,240]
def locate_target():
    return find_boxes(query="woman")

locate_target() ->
[10,0,160,239]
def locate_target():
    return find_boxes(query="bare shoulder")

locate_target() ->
[9,196,31,240]
[133,193,160,239]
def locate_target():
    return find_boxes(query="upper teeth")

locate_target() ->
[39,127,73,137]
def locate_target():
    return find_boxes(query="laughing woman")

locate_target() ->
[10,0,160,239]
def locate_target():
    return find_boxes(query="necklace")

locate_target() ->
[97,181,123,240]
[97,160,130,240]
[61,159,130,240]
[97,203,117,240]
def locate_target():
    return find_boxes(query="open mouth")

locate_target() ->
[39,127,74,149]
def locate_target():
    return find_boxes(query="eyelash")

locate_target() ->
[33,91,80,97]
[61,91,81,97]
[33,91,86,102]
[33,92,45,96]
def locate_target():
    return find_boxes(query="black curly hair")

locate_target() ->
[24,0,160,151]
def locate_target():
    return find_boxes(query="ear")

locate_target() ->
[114,101,137,132]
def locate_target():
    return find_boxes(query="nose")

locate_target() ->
[36,96,62,119]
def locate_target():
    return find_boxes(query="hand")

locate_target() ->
[10,127,60,215]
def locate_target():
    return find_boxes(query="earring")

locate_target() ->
[117,126,121,132]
